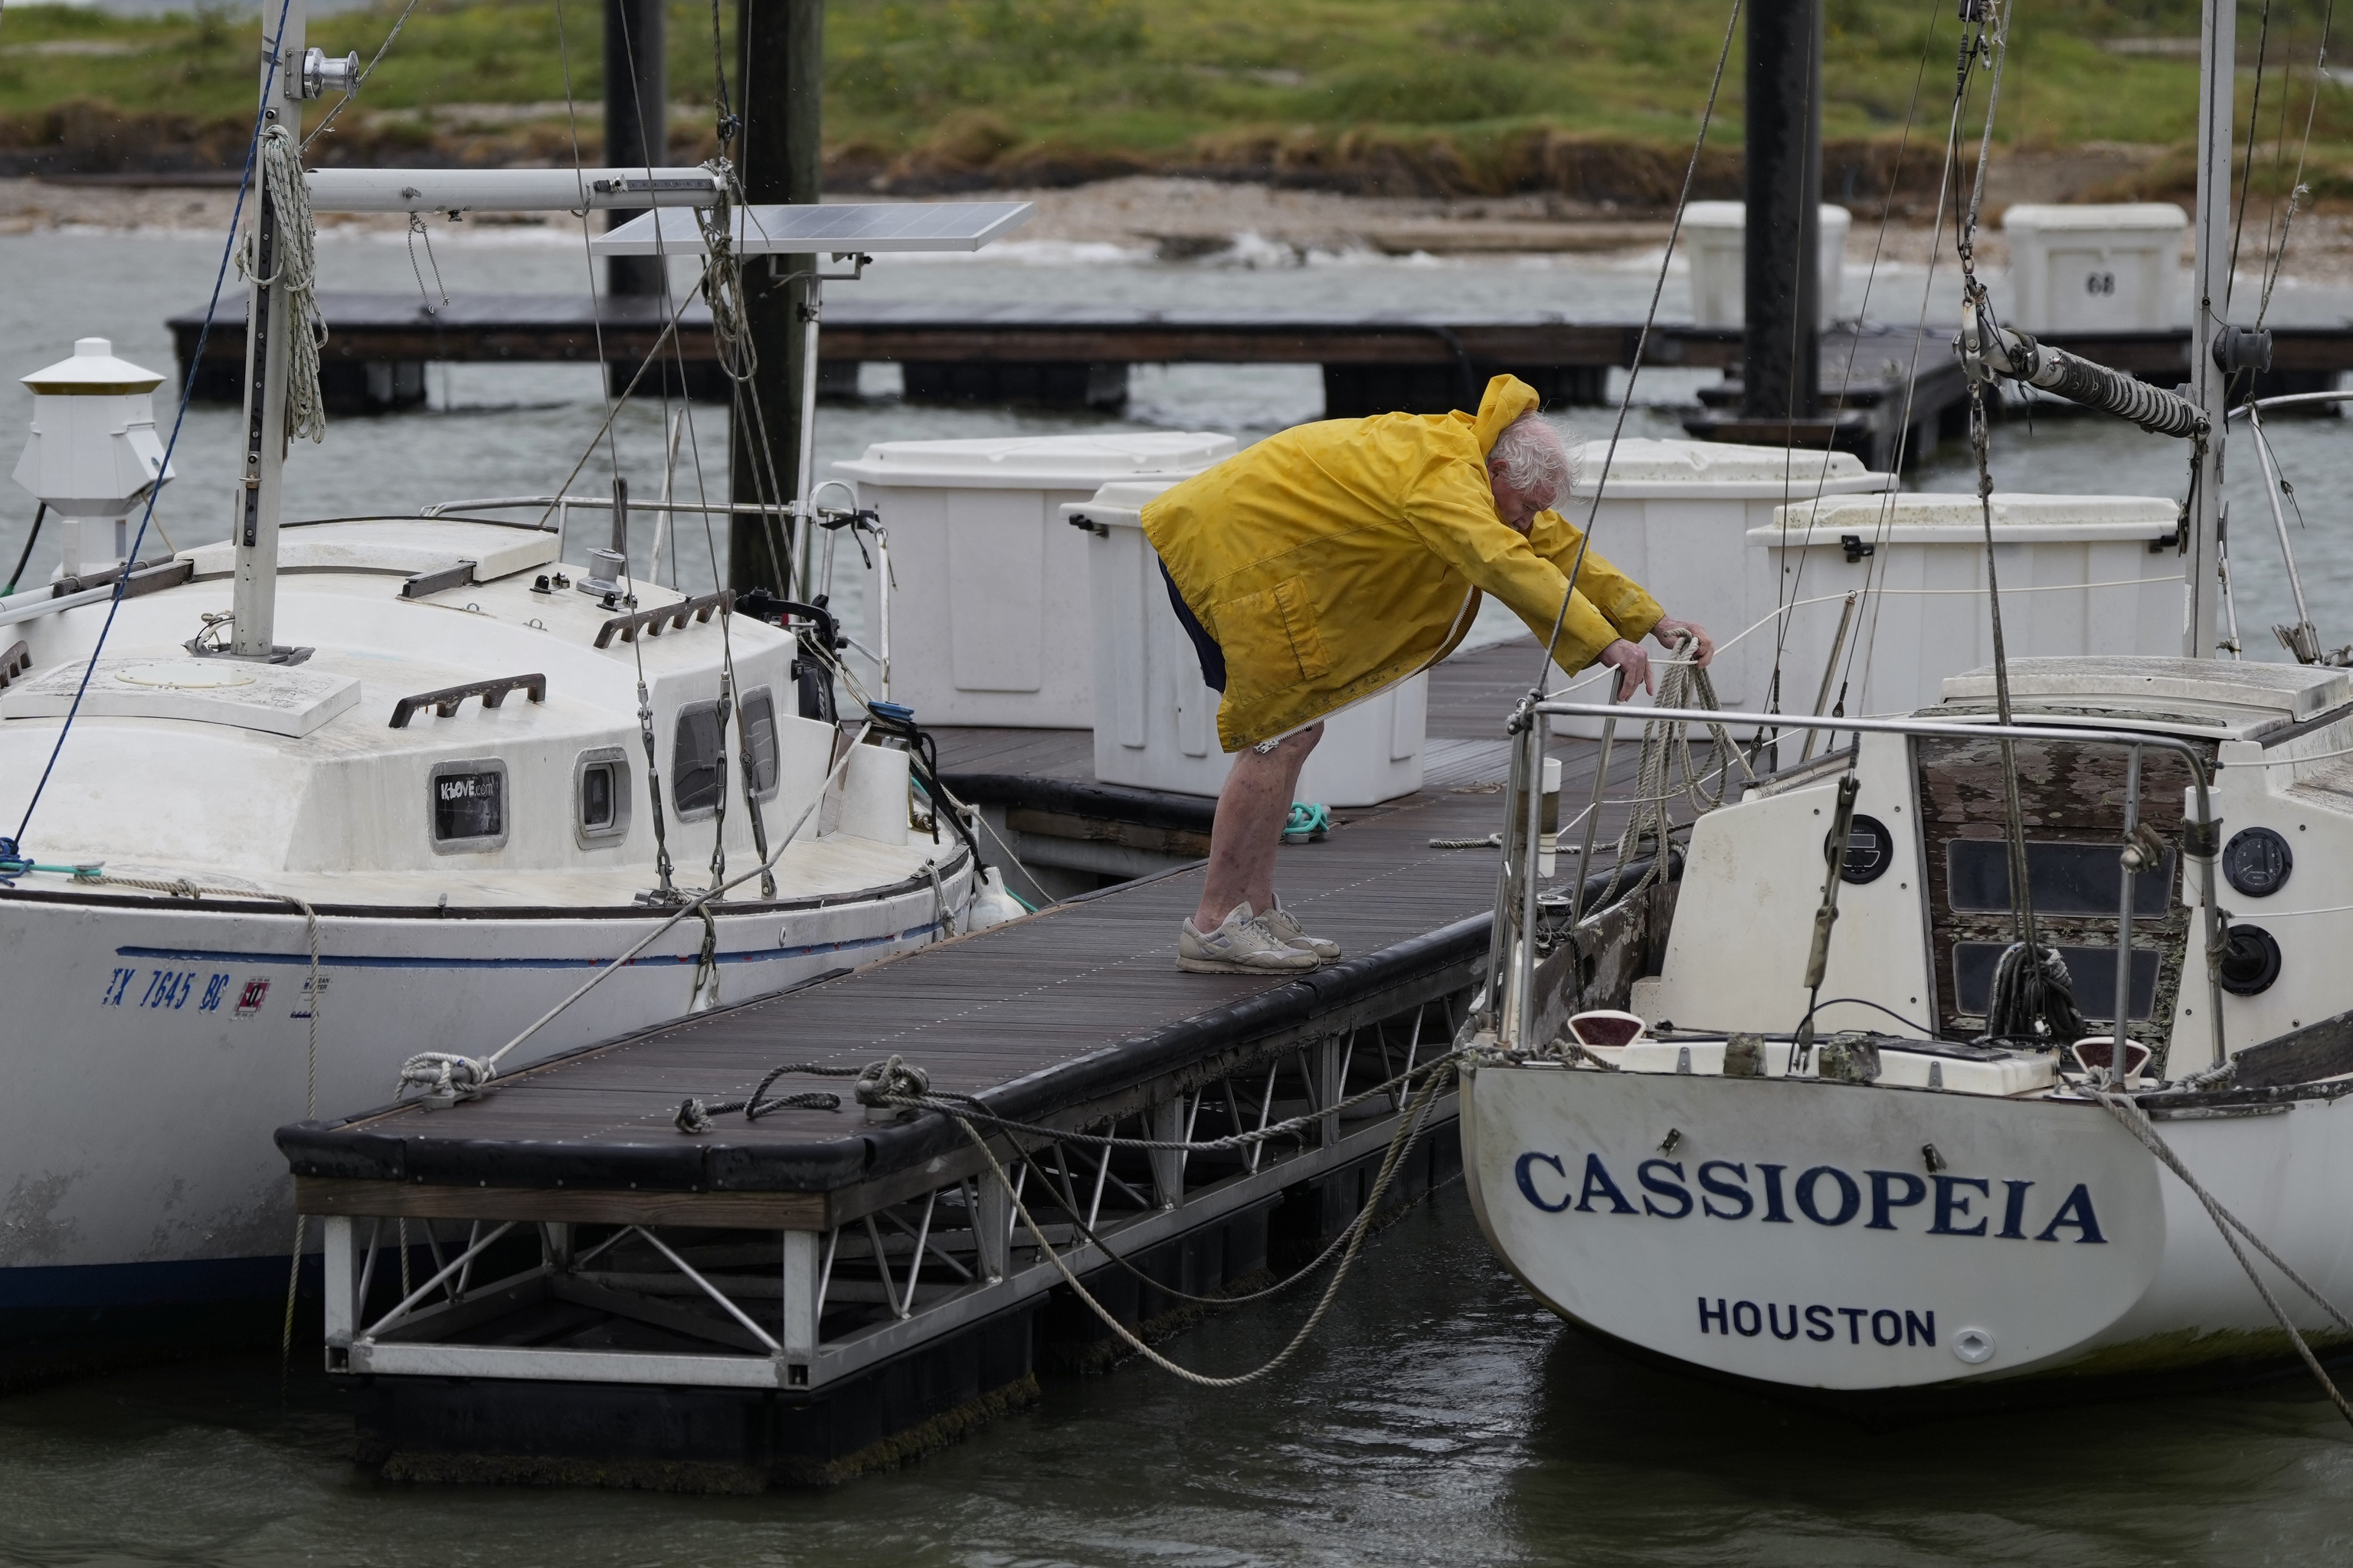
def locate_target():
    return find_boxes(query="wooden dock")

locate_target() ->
[172,291,2353,466]
[271,639,1674,1488]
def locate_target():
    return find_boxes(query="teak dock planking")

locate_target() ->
[273,638,1675,1488]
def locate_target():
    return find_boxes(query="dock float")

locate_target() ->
[274,641,1661,1488]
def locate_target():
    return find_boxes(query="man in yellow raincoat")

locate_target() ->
[1145,374,1714,974]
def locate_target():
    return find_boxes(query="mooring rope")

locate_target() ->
[947,1059,1455,1389]
[676,1049,1466,1155]
[2086,1084,2353,1429]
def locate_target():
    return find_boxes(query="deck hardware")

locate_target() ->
[2218,924,2283,996]
[531,575,553,594]
[1839,534,1876,563]
[1928,1062,1945,1090]
[1657,1127,1682,1154]
[52,557,191,603]
[1921,1142,1946,1173]
[398,560,478,600]
[388,672,547,728]
[1066,512,1108,538]
[0,640,28,689]
[2221,826,2292,896]
[594,588,734,650]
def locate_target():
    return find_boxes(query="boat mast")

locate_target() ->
[2184,0,2234,660]
[230,0,308,660]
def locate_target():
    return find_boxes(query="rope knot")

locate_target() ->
[396,1051,491,1102]
[855,1055,930,1112]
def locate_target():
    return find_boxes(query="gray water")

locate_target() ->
[8,228,2353,1562]
[5,1187,2353,1566]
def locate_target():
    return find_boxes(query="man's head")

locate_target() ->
[1486,411,1573,534]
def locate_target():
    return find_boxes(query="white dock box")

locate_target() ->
[1752,493,2184,720]
[2000,204,2187,333]
[1072,480,1427,807]
[832,430,1235,728]
[1553,438,1896,732]
[1683,203,1852,329]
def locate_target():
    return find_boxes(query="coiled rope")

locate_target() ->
[240,124,326,447]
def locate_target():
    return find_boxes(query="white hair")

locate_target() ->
[1487,411,1575,505]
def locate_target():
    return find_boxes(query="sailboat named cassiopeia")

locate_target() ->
[1458,0,2353,1402]
[0,0,1029,1386]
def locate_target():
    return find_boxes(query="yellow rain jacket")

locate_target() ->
[1143,375,1664,751]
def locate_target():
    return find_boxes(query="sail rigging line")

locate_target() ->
[1532,0,1743,689]
[550,0,627,496]
[5,0,290,855]
[2254,0,2332,332]
[299,0,423,153]
[2226,0,2277,324]
[1769,0,1951,734]
[596,0,776,896]
[1949,0,2091,1044]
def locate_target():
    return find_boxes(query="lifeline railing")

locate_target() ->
[1484,699,2228,1080]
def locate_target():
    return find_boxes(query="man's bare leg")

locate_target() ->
[1192,722,1324,931]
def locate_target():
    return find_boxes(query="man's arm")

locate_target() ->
[1401,466,1627,674]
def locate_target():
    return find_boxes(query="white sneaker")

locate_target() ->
[1262,905,1341,961]
[1177,902,1321,974]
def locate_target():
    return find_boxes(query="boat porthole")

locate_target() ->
[1952,1327,1996,1364]
[2218,924,2283,997]
[2223,827,2292,898]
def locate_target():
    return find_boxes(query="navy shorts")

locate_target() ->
[1159,558,1226,692]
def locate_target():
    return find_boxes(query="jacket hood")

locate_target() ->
[1468,374,1543,455]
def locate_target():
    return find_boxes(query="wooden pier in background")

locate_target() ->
[173,291,2353,470]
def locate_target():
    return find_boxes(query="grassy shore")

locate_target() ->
[0,0,2348,199]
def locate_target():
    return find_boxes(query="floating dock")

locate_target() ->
[273,640,1669,1488]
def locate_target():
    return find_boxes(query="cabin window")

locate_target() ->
[672,702,727,820]
[1945,839,2171,918]
[741,687,780,800]
[1953,943,2159,1021]
[430,758,507,853]
[574,746,631,848]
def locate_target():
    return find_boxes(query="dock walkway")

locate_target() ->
[275,639,1671,1486]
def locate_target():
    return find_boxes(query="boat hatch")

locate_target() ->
[1939,656,2350,729]
[0,656,360,738]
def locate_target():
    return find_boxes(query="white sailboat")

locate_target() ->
[0,0,1011,1383]
[1459,0,2353,1403]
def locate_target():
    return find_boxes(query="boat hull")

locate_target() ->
[0,869,964,1386]
[1462,1060,2353,1396]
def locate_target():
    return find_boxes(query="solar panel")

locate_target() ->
[592,201,1034,257]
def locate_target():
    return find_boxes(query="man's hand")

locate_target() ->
[1598,638,1651,701]
[1653,617,1715,669]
